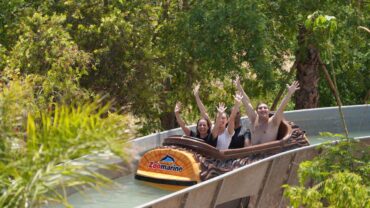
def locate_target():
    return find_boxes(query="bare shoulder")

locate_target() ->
[270,114,283,125]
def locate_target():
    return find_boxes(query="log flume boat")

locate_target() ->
[135,120,309,189]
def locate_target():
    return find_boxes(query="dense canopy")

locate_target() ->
[0,0,368,132]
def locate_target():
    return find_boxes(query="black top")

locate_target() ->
[228,126,251,149]
[190,130,217,147]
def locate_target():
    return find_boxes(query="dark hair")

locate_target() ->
[213,112,228,123]
[196,117,212,136]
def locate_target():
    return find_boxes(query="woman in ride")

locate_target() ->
[175,83,225,146]
[174,102,221,146]
[193,83,242,150]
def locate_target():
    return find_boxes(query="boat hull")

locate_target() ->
[135,147,201,189]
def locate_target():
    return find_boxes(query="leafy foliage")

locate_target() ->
[0,79,130,208]
[284,133,370,208]
[0,79,37,155]
[261,2,369,107]
[3,12,91,104]
[284,171,369,208]
[0,0,368,130]
[303,12,337,64]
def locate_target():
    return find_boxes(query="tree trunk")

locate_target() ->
[294,26,320,109]
[160,112,177,130]
[159,77,177,130]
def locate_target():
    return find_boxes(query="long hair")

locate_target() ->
[196,117,212,136]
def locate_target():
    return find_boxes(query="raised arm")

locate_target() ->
[193,83,210,121]
[174,102,191,136]
[234,76,257,122]
[227,92,242,135]
[210,103,226,139]
[272,81,300,124]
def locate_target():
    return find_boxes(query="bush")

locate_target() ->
[283,133,370,208]
[0,79,131,208]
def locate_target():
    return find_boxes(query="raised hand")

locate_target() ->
[233,92,243,106]
[286,81,300,95]
[193,83,200,96]
[233,76,243,91]
[174,102,182,114]
[217,102,227,114]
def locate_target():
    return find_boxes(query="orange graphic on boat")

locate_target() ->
[148,155,183,172]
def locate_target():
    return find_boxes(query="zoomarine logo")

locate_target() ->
[148,154,183,172]
[160,155,175,162]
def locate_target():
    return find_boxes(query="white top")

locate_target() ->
[216,128,234,150]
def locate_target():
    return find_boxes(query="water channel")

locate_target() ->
[57,129,370,208]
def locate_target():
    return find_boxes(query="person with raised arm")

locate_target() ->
[193,83,211,122]
[194,83,248,149]
[175,84,242,150]
[175,102,211,140]
[213,94,242,150]
[234,77,300,145]
[193,83,243,150]
[174,101,223,147]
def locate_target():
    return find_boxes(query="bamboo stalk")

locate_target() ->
[318,58,349,139]
[358,26,370,34]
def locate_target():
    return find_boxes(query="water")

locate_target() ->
[59,174,172,208]
[308,130,370,145]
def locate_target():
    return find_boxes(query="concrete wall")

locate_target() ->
[283,105,370,136]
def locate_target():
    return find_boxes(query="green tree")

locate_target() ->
[154,0,279,130]
[41,0,169,132]
[151,0,369,130]
[284,134,370,208]
[259,1,369,108]
[3,12,92,105]
[0,0,368,133]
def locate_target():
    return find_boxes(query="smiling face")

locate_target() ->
[256,103,269,119]
[197,118,210,135]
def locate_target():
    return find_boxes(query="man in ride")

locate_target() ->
[234,77,300,145]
